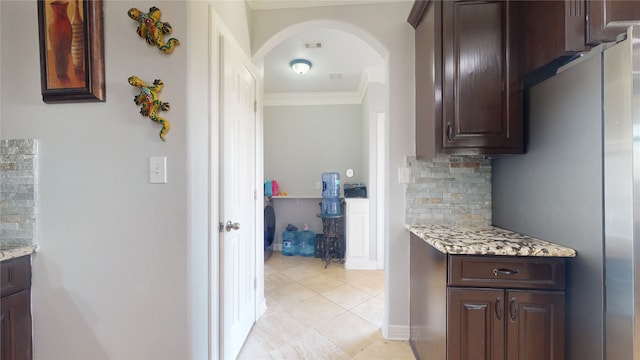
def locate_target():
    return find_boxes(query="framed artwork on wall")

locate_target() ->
[37,0,105,103]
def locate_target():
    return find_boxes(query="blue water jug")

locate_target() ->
[298,231,315,257]
[282,231,297,256]
[322,172,340,198]
[321,198,341,216]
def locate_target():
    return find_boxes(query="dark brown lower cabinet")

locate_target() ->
[448,288,565,360]
[1,291,32,360]
[409,233,567,360]
[1,256,32,360]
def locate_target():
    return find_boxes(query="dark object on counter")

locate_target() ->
[344,183,367,198]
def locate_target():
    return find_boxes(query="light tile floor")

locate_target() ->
[238,252,415,360]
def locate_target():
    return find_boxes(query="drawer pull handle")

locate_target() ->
[496,297,503,320]
[510,298,518,321]
[493,268,519,276]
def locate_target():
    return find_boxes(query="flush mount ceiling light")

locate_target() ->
[289,59,312,75]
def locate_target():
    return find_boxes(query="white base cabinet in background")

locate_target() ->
[345,198,374,269]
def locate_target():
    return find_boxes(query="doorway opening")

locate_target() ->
[253,20,389,330]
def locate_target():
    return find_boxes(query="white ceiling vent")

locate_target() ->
[329,73,343,80]
[304,42,323,49]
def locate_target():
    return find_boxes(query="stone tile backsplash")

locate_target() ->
[1,139,38,246]
[405,155,491,227]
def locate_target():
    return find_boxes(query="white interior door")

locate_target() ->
[220,34,257,360]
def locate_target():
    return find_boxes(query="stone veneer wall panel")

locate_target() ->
[406,155,491,226]
[0,139,38,246]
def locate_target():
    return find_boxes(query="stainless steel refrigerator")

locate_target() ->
[492,26,640,359]
[602,25,640,360]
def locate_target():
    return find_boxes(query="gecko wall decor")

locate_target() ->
[127,6,179,54]
[128,76,171,141]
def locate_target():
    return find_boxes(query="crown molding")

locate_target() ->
[264,91,363,106]
[247,0,396,11]
[265,72,375,106]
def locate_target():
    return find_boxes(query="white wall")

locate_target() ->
[1,0,253,358]
[492,55,605,359]
[264,103,364,250]
[1,1,189,358]
[251,2,415,338]
[264,104,364,196]
[362,82,386,262]
[1,2,413,358]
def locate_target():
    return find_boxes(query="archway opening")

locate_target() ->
[254,19,390,329]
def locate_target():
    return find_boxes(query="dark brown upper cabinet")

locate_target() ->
[409,0,640,157]
[409,0,524,157]
[519,1,587,77]
[588,0,640,45]
[520,0,640,77]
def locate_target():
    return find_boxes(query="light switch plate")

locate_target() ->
[150,156,167,184]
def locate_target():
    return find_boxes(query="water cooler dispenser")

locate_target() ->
[318,172,345,267]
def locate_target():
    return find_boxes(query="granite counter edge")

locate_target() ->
[405,224,577,257]
[0,244,38,262]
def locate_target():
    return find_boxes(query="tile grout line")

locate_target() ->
[241,252,413,359]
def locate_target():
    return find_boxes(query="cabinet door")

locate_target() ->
[345,199,370,269]
[448,288,505,360]
[442,0,522,154]
[506,290,565,360]
[1,291,32,360]
[518,0,586,76]
[588,0,640,45]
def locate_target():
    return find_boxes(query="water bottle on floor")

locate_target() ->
[298,230,315,257]
[282,230,297,256]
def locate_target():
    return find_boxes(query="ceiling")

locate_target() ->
[253,0,399,96]
[262,27,384,95]
[247,0,398,11]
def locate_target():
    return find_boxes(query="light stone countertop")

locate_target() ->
[0,244,38,262]
[406,224,576,257]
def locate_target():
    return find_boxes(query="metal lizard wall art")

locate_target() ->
[128,76,171,141]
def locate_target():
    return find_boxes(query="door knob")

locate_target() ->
[225,221,240,232]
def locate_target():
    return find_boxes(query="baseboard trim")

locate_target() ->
[257,298,267,319]
[345,258,379,270]
[382,324,410,341]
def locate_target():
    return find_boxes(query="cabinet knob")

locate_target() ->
[446,122,453,142]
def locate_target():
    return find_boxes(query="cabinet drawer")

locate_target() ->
[1,256,31,297]
[448,256,565,290]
